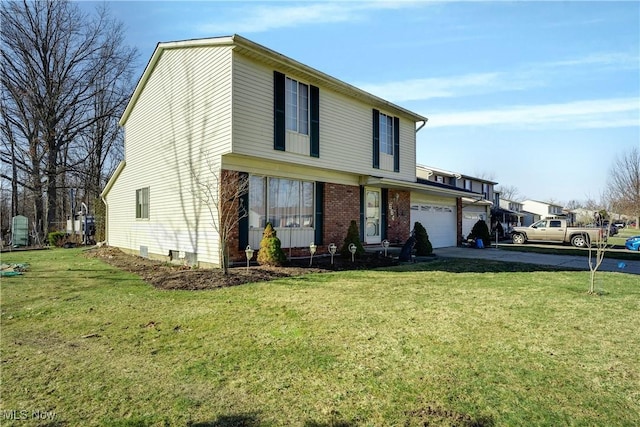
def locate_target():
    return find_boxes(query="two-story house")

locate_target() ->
[416,165,494,239]
[101,35,479,267]
[521,199,565,226]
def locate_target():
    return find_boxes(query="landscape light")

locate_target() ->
[328,243,337,265]
[348,243,357,262]
[245,245,254,271]
[382,239,389,257]
[309,242,317,266]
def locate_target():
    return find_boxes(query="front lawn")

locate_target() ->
[1,249,638,426]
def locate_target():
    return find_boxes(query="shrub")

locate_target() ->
[340,220,365,258]
[469,219,492,248]
[257,223,287,266]
[48,231,68,247]
[413,221,433,255]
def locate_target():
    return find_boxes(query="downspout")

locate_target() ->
[101,195,108,246]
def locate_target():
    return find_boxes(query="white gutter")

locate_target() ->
[416,118,428,133]
[364,176,484,200]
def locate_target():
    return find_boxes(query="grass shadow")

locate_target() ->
[381,258,583,274]
[189,413,262,427]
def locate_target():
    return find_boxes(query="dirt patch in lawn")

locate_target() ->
[84,246,399,290]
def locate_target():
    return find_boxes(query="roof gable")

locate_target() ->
[120,34,428,127]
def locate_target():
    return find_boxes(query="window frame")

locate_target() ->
[249,176,315,230]
[135,187,149,219]
[285,77,309,135]
[379,112,394,156]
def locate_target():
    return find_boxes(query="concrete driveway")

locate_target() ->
[434,246,640,275]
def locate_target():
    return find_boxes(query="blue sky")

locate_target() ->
[79,0,639,205]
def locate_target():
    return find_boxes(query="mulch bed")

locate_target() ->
[84,246,399,290]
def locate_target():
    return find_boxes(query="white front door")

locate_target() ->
[365,188,381,244]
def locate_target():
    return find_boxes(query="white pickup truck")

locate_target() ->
[511,218,605,248]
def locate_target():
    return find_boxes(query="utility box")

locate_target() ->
[11,215,29,247]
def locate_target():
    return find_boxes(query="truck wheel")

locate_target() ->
[512,233,526,245]
[571,234,588,248]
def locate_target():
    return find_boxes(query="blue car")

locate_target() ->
[625,235,640,251]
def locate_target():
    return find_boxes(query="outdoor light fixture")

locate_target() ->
[309,242,317,266]
[348,243,357,262]
[245,245,254,271]
[382,239,390,257]
[328,243,337,265]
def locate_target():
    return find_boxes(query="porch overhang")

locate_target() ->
[361,176,484,200]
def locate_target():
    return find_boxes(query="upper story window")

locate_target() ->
[436,175,444,184]
[464,179,472,191]
[372,109,400,172]
[379,113,394,155]
[274,71,318,156]
[285,77,309,135]
[136,187,149,219]
[482,183,489,199]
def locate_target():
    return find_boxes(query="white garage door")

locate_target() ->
[410,203,456,248]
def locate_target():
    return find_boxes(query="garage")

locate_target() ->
[462,209,486,239]
[410,203,457,248]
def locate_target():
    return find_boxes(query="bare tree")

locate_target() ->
[191,162,249,274]
[607,146,640,229]
[495,184,522,201]
[1,0,137,235]
[586,226,609,295]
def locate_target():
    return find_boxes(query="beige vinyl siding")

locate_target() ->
[232,53,417,182]
[107,46,234,266]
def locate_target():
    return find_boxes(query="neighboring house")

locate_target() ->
[496,198,525,230]
[102,35,480,267]
[416,165,494,239]
[522,200,565,219]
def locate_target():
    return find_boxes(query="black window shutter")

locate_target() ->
[381,188,388,240]
[314,181,324,244]
[372,109,380,169]
[238,172,249,250]
[273,71,286,151]
[359,186,365,242]
[393,116,400,172]
[310,85,320,158]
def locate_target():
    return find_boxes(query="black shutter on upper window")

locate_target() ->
[393,116,400,172]
[273,71,286,151]
[372,109,380,169]
[310,85,320,158]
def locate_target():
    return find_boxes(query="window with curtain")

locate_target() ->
[249,176,314,229]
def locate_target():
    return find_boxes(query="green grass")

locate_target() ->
[1,249,639,426]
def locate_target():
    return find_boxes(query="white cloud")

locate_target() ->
[424,98,640,129]
[195,1,429,34]
[359,72,539,102]
[358,51,639,103]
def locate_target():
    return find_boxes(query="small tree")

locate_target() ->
[257,223,287,266]
[191,165,249,275]
[413,221,433,256]
[469,219,491,248]
[340,220,365,258]
[587,227,609,295]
